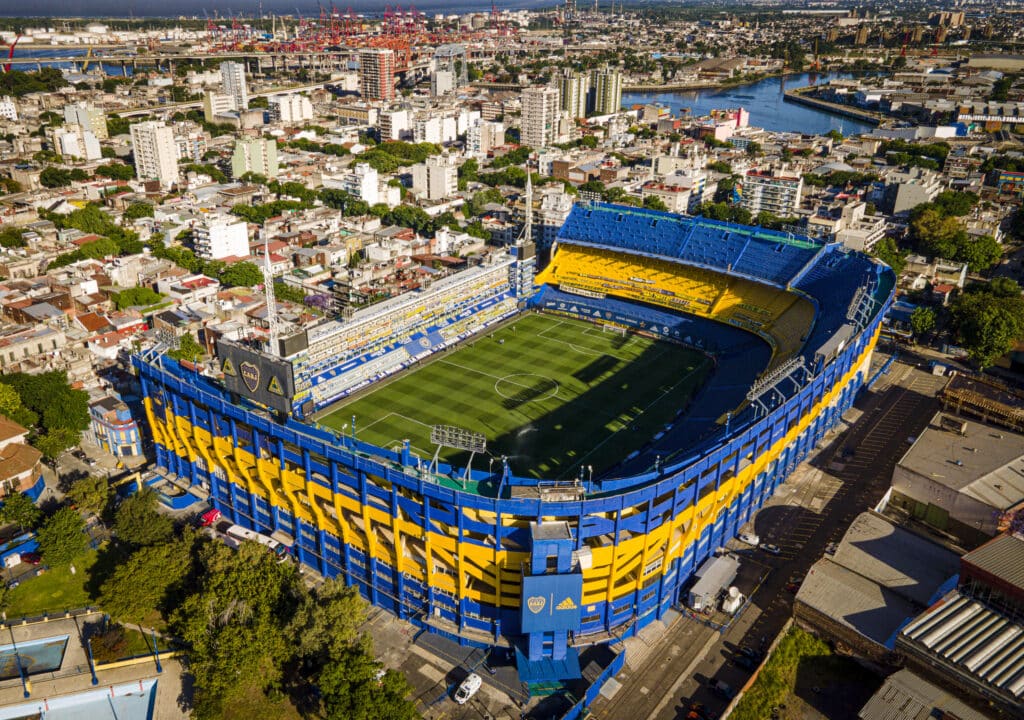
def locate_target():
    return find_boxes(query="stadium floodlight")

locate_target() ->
[429,425,487,486]
[430,425,487,454]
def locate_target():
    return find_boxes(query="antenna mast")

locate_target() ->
[521,171,533,245]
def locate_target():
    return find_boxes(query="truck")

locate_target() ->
[224,524,291,561]
[688,554,740,612]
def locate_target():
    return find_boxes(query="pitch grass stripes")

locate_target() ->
[320,314,712,481]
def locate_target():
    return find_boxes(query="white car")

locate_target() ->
[738,533,760,547]
[454,673,482,704]
[761,543,781,555]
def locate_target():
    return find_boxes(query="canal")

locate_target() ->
[622,72,876,136]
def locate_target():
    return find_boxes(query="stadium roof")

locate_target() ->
[556,202,824,288]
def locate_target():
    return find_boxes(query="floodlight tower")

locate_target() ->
[261,230,279,355]
[521,170,533,245]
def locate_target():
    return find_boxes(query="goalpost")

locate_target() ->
[602,324,627,337]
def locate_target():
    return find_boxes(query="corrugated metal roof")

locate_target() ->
[901,591,1024,700]
[858,669,994,720]
[962,533,1024,595]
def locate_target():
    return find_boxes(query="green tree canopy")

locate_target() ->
[66,475,111,517]
[114,487,174,547]
[218,261,263,288]
[951,287,1024,368]
[36,507,88,566]
[124,202,155,220]
[113,287,164,310]
[910,306,936,338]
[40,167,73,188]
[0,491,41,532]
[99,532,196,624]
[95,163,135,181]
[167,333,204,364]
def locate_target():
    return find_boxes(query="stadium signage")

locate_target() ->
[240,361,260,393]
[521,574,583,633]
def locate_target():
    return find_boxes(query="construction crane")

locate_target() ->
[1,35,19,74]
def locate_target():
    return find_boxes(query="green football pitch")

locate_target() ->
[317,313,713,481]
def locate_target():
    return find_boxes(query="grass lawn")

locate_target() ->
[319,313,712,480]
[732,627,882,720]
[4,550,98,618]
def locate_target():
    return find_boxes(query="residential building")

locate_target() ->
[63,102,108,140]
[192,216,249,260]
[0,96,16,122]
[412,155,458,201]
[521,86,560,149]
[641,181,692,214]
[203,90,236,123]
[323,162,379,205]
[51,124,101,161]
[173,125,208,163]
[231,137,279,180]
[882,167,943,215]
[220,61,249,109]
[0,415,42,498]
[560,68,590,120]
[466,119,504,157]
[432,44,466,96]
[413,116,443,145]
[268,93,314,124]
[130,121,179,189]
[380,108,410,141]
[89,396,143,458]
[590,65,623,115]
[359,48,397,102]
[738,169,803,216]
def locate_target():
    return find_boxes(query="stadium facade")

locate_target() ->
[133,203,895,680]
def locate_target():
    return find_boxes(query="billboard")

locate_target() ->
[520,573,583,633]
[215,339,296,414]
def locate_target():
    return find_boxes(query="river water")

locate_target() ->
[622,72,875,136]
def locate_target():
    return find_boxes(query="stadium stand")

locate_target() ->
[558,202,824,287]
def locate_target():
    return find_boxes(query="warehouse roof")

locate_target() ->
[899,591,1024,702]
[858,669,994,720]
[961,533,1024,596]
[897,412,1024,510]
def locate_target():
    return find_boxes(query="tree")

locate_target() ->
[167,333,204,363]
[0,383,38,428]
[34,427,82,459]
[909,207,963,259]
[642,195,668,211]
[98,533,195,624]
[1,371,90,435]
[95,163,135,181]
[114,487,174,547]
[958,235,1002,273]
[36,507,88,566]
[0,491,41,532]
[40,167,73,188]
[951,289,1024,368]
[933,190,978,217]
[113,287,163,310]
[66,475,111,517]
[289,579,366,663]
[910,306,936,339]
[124,202,155,220]
[318,645,419,720]
[872,237,908,275]
[218,261,264,288]
[172,541,301,719]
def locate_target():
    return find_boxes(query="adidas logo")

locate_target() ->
[555,596,577,611]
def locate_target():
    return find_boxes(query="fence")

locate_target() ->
[558,649,627,720]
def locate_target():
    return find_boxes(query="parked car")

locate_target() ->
[454,673,482,704]
[19,552,41,565]
[738,532,760,547]
[761,543,781,555]
[733,654,757,671]
[198,508,223,527]
[686,703,709,720]
[786,574,804,593]
[738,646,761,660]
[710,680,736,699]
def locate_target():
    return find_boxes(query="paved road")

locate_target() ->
[587,357,948,720]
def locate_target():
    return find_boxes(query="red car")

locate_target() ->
[19,552,41,565]
[198,509,223,527]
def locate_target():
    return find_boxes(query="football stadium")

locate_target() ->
[133,202,895,685]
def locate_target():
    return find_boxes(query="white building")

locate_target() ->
[0,96,16,122]
[466,119,504,157]
[231,137,278,179]
[192,216,249,260]
[738,170,803,216]
[130,121,179,189]
[220,61,249,110]
[203,91,236,123]
[521,86,560,149]
[268,94,313,124]
[323,162,379,205]
[413,116,443,145]
[412,155,458,201]
[590,66,623,115]
[173,125,208,163]
[53,124,102,161]
[63,102,107,139]
[379,109,410,141]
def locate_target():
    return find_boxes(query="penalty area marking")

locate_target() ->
[493,373,560,403]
